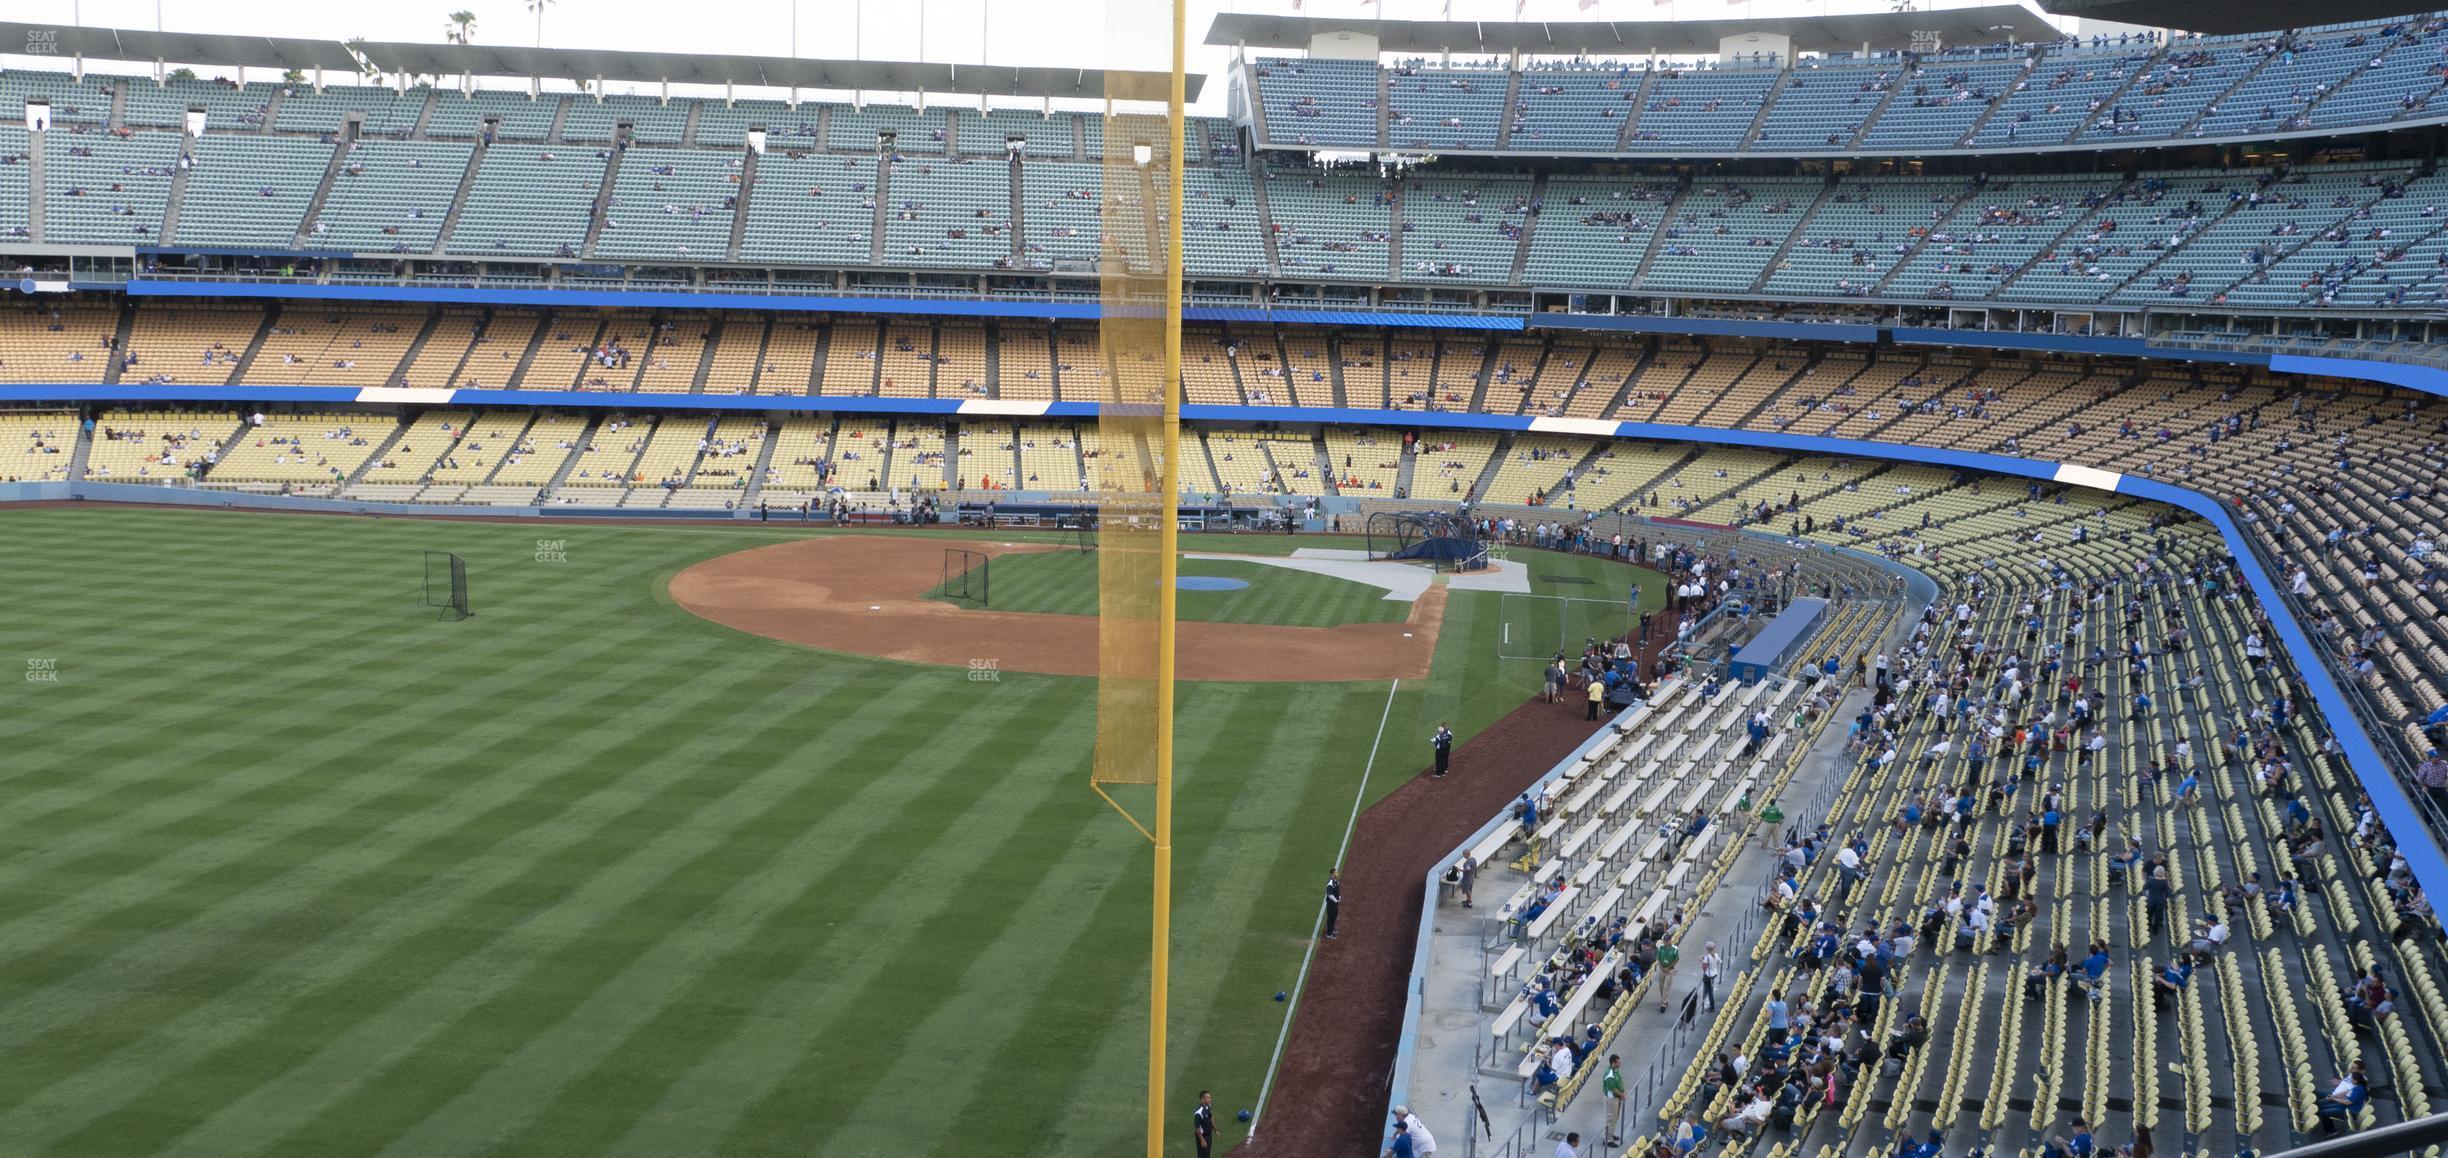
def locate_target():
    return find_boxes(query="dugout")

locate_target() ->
[1727,597,1827,684]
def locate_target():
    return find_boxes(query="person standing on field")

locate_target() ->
[1587,677,1606,720]
[1324,871,1342,939]
[1193,1091,1214,1158]
[1432,724,1454,778]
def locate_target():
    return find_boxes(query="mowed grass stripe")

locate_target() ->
[0,622,745,974]
[121,669,953,1158]
[0,652,852,1150]
[822,680,1330,1155]
[344,673,1030,1158]
[361,682,1097,1158]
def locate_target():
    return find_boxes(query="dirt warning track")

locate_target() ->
[667,535,1447,681]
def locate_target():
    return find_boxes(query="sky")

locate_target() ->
[6,0,2071,113]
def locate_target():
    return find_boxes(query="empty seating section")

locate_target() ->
[633,316,711,393]
[1020,160,1102,267]
[1763,178,1957,297]
[1322,427,1401,493]
[123,78,274,130]
[1252,57,1380,148]
[1749,59,1893,150]
[456,311,537,390]
[487,412,590,494]
[1972,48,2153,146]
[561,95,689,145]
[757,319,822,395]
[961,109,1073,157]
[397,311,482,388]
[1016,423,1082,490]
[0,128,25,240]
[998,325,1055,401]
[1385,68,1505,150]
[1054,325,1106,402]
[43,131,179,242]
[0,411,75,481]
[311,139,471,251]
[1878,175,2099,301]
[2119,162,2427,304]
[447,144,602,256]
[1175,164,1268,278]
[249,310,418,387]
[0,304,114,382]
[702,317,763,394]
[174,134,327,247]
[878,324,936,398]
[83,410,238,482]
[822,321,880,395]
[1631,69,1776,151]
[358,409,476,483]
[887,420,947,491]
[417,412,529,489]
[1412,431,1498,500]
[595,147,738,261]
[759,416,833,502]
[694,100,812,149]
[1397,175,1528,283]
[1857,52,2031,150]
[423,90,556,140]
[1646,179,1819,294]
[830,104,949,153]
[883,156,1011,268]
[2309,17,2448,128]
[118,305,254,385]
[1524,177,1675,289]
[1266,168,1390,280]
[605,415,710,505]
[667,416,764,506]
[2194,27,2376,138]
[273,84,422,136]
[209,413,386,491]
[739,151,875,266]
[2084,34,2266,142]
[2005,169,2243,302]
[1507,68,1640,151]
[1480,434,1590,504]
[4,70,111,126]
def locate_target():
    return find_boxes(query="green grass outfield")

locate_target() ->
[928,550,1409,627]
[0,508,1662,1158]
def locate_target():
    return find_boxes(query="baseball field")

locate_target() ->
[0,505,1663,1157]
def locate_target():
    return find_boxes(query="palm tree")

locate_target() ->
[526,0,555,48]
[444,10,477,44]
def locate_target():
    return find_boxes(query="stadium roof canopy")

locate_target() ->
[0,22,362,71]
[2036,0,2434,34]
[1204,5,2065,56]
[0,21,1197,103]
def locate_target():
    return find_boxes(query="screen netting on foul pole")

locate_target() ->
[1091,4,1186,1156]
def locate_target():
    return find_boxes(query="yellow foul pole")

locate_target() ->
[1146,0,1186,1155]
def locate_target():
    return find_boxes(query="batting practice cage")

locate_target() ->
[1363,510,1490,572]
[941,548,990,606]
[422,551,471,621]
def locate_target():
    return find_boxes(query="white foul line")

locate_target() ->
[1246,675,1403,1139]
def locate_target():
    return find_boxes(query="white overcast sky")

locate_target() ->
[9,0,2070,113]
